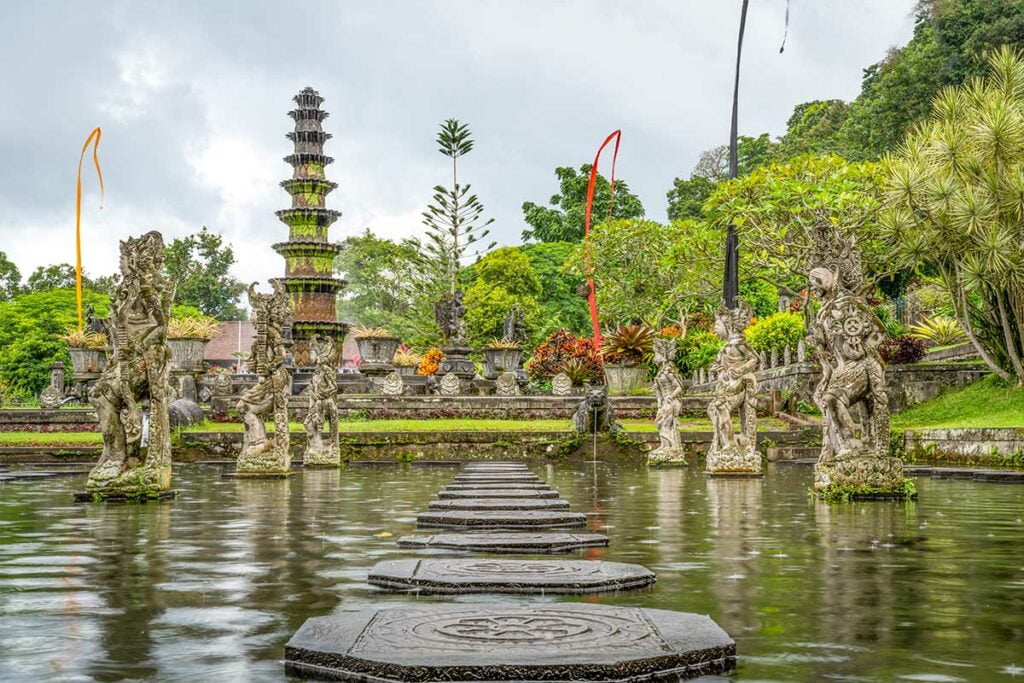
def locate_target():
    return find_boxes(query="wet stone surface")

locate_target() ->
[397,532,611,553]
[417,509,588,529]
[452,474,542,484]
[285,604,736,681]
[427,498,571,511]
[437,488,561,499]
[367,558,656,594]
[443,482,553,491]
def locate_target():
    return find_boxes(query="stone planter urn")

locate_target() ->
[604,363,647,395]
[394,364,418,377]
[68,347,109,376]
[167,338,208,373]
[483,346,523,379]
[355,336,400,368]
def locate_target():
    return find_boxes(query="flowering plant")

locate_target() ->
[416,348,445,375]
[525,329,602,382]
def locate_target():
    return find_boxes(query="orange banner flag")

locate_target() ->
[75,128,104,330]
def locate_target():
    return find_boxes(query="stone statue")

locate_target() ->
[706,299,761,475]
[495,371,519,396]
[551,372,572,396]
[209,370,234,420]
[383,371,404,395]
[501,304,528,345]
[435,290,467,346]
[39,362,66,409]
[572,386,619,435]
[439,371,460,396]
[85,231,175,499]
[84,303,109,336]
[648,338,687,464]
[809,265,903,494]
[302,335,339,466]
[236,281,293,476]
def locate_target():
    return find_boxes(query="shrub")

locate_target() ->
[417,348,444,375]
[739,280,779,318]
[168,316,219,340]
[60,329,107,349]
[677,330,723,375]
[745,312,804,353]
[353,326,393,339]
[879,335,926,364]
[601,324,654,365]
[909,316,967,346]
[526,329,601,382]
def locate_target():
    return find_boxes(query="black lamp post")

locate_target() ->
[723,0,749,310]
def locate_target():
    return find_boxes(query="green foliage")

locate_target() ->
[0,251,21,301]
[519,242,590,338]
[678,329,723,375]
[777,100,851,159]
[739,280,779,318]
[164,227,246,320]
[815,478,917,502]
[909,316,967,346]
[25,263,78,292]
[893,375,1024,429]
[0,288,110,396]
[881,47,1024,382]
[521,164,645,243]
[666,175,717,221]
[744,312,805,353]
[463,247,543,348]
[422,119,495,296]
[601,324,655,365]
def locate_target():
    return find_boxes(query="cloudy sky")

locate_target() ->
[0,0,916,286]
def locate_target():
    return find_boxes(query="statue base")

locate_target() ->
[302,447,340,467]
[813,454,914,500]
[705,446,763,476]
[647,447,688,466]
[75,488,177,503]
[234,440,291,477]
[83,463,173,501]
[440,346,476,379]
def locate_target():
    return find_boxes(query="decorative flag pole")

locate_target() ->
[723,0,749,310]
[75,127,104,331]
[583,129,621,350]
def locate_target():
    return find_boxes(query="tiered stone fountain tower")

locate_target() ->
[272,86,348,366]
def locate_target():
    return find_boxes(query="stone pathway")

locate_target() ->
[285,461,736,679]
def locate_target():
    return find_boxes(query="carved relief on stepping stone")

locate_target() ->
[368,559,655,594]
[417,509,587,529]
[398,532,610,553]
[428,498,571,511]
[285,604,736,680]
[438,488,560,499]
[444,483,553,491]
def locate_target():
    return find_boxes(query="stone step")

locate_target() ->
[397,532,609,553]
[427,498,570,512]
[417,509,587,529]
[285,604,735,681]
[443,483,554,491]
[367,558,655,594]
[437,488,561,499]
[452,474,542,484]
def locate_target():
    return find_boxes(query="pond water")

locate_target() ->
[1,461,1023,682]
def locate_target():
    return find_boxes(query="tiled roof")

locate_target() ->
[204,321,255,362]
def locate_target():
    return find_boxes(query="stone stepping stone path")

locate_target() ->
[368,558,655,594]
[427,498,571,511]
[437,488,561,499]
[285,604,736,680]
[285,461,735,680]
[398,531,610,553]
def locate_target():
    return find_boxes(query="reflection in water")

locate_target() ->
[0,462,1023,681]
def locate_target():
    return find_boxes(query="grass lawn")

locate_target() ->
[0,431,102,445]
[893,375,1024,430]
[196,419,573,433]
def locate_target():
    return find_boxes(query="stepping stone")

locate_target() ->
[285,603,736,680]
[398,531,610,553]
[462,465,530,472]
[452,475,542,485]
[428,498,571,511]
[417,510,587,529]
[444,483,553,491]
[438,488,560,499]
[368,558,655,594]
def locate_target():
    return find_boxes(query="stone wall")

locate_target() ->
[904,428,1024,465]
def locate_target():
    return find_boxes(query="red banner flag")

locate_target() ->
[583,130,621,351]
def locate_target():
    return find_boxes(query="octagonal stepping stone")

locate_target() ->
[285,603,736,681]
[463,462,528,469]
[368,558,655,594]
[452,475,542,485]
[444,482,553,491]
[397,531,610,553]
[427,498,570,511]
[417,509,587,529]
[438,488,560,499]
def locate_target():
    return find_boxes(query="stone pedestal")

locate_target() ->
[705,446,763,476]
[440,345,476,379]
[814,455,906,498]
[648,447,688,466]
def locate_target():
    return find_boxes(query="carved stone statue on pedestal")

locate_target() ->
[302,334,339,466]
[84,231,175,500]
[706,299,761,475]
[235,281,293,477]
[436,291,475,380]
[809,266,905,497]
[648,338,687,464]
[572,386,619,435]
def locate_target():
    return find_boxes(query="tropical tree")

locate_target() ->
[24,264,78,292]
[521,164,644,242]
[421,119,495,296]
[519,242,590,337]
[881,46,1024,383]
[463,247,543,347]
[164,227,246,319]
[0,251,20,301]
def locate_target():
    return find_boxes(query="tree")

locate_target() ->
[163,227,246,320]
[776,100,851,159]
[881,47,1024,383]
[521,164,645,242]
[421,119,495,296]
[703,154,887,297]
[463,247,543,347]
[565,218,720,328]
[335,229,440,347]
[519,242,591,338]
[0,288,110,396]
[666,175,718,221]
[0,251,20,301]
[25,264,78,292]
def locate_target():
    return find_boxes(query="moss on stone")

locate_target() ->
[814,477,917,502]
